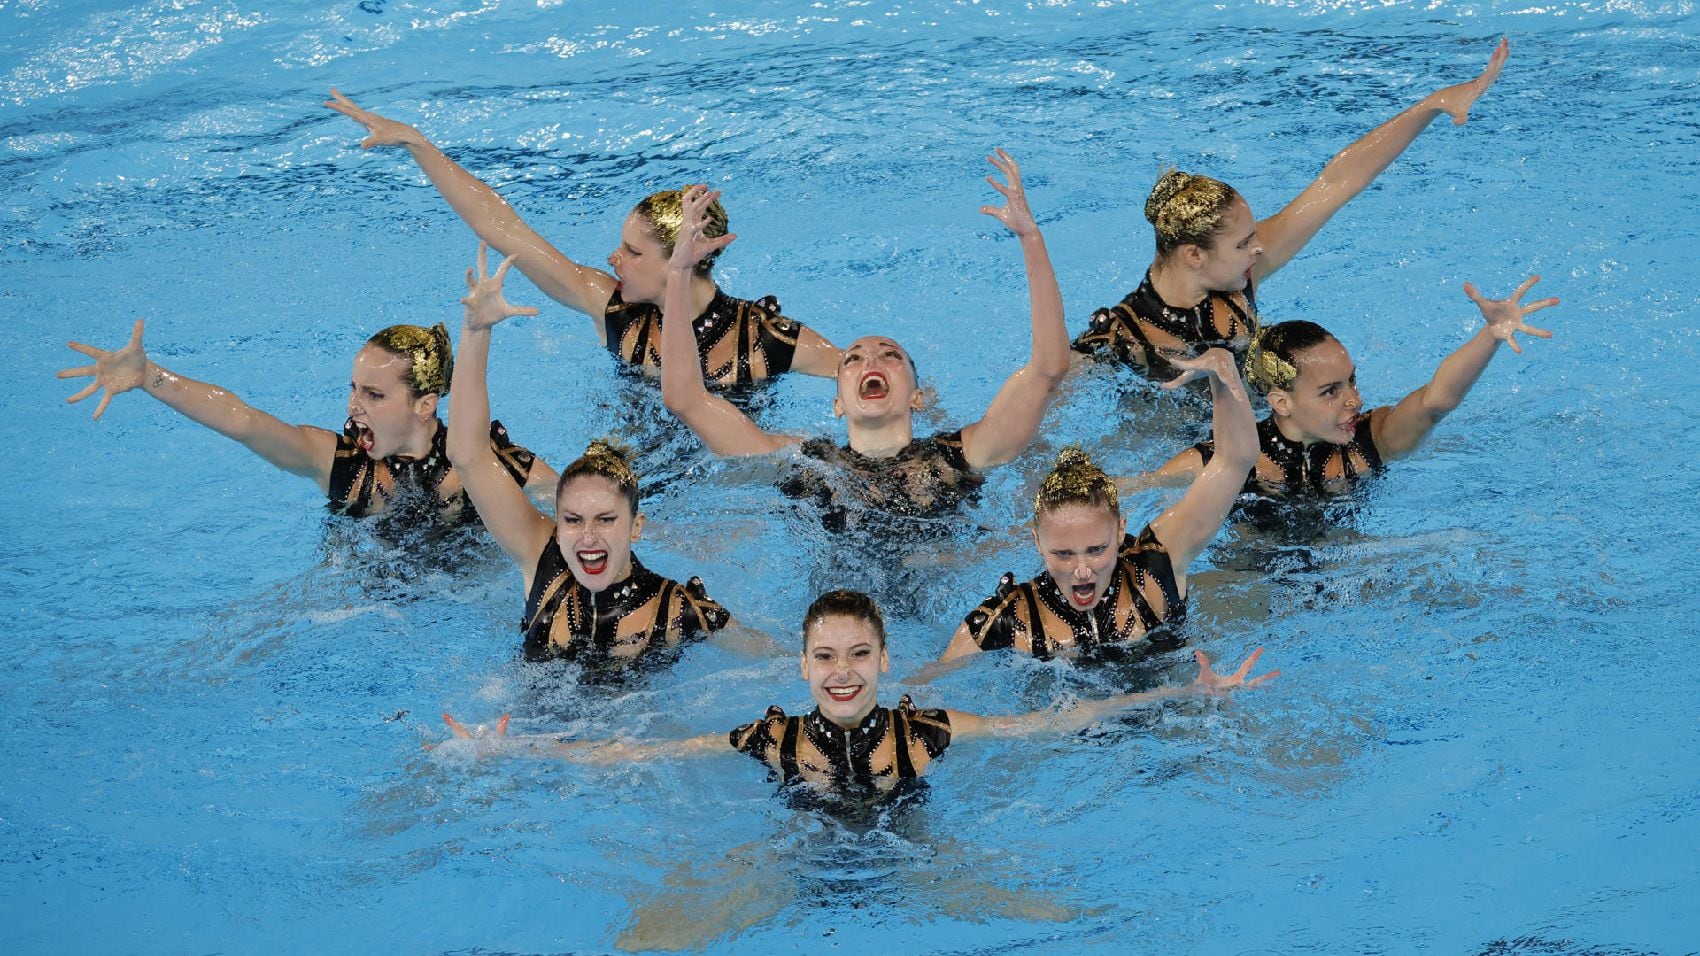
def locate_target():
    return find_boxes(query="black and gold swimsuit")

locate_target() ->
[1194,412,1385,499]
[603,286,806,387]
[961,525,1184,659]
[729,696,953,791]
[327,419,534,524]
[520,539,730,665]
[780,430,984,528]
[1072,270,1260,381]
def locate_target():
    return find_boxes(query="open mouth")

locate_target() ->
[1070,582,1098,608]
[1342,414,1360,434]
[345,418,375,453]
[576,549,609,576]
[824,684,862,703]
[858,372,889,400]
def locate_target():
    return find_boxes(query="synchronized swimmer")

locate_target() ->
[326,90,842,388]
[658,153,1070,519]
[57,319,555,526]
[1074,40,1509,380]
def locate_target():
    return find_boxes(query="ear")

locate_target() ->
[414,392,440,419]
[832,395,844,418]
[1116,513,1127,539]
[1030,522,1043,552]
[1266,388,1293,418]
[1178,243,1206,269]
[909,386,929,411]
[798,646,810,681]
[879,646,890,673]
[629,512,646,542]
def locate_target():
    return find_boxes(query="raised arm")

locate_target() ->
[59,320,337,489]
[1373,275,1556,461]
[960,150,1071,470]
[446,244,556,571]
[325,89,618,323]
[1254,38,1509,281]
[949,647,1277,739]
[1147,349,1258,576]
[658,186,800,457]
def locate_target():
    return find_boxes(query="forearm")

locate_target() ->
[404,139,535,256]
[978,683,1190,738]
[659,266,711,410]
[1421,325,1500,417]
[142,362,277,441]
[1206,372,1258,471]
[446,326,494,466]
[1314,95,1448,201]
[1019,233,1070,382]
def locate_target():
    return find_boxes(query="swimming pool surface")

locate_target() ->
[5,0,1699,952]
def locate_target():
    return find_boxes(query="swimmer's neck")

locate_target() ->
[388,416,442,462]
[1148,259,1210,310]
[643,274,718,316]
[1271,414,1328,448]
[845,417,916,458]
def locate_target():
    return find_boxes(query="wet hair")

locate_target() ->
[1244,320,1336,395]
[632,188,730,277]
[556,439,640,513]
[1145,168,1242,258]
[802,590,887,649]
[366,323,453,396]
[1033,446,1120,524]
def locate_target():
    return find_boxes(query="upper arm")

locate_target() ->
[1133,447,1205,493]
[236,420,340,490]
[458,451,555,569]
[938,621,982,664]
[667,392,800,458]
[1367,402,1428,462]
[788,325,843,378]
[960,364,1064,470]
[505,239,619,321]
[1148,449,1246,571]
[1251,197,1331,283]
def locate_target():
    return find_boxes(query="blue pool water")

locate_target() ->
[5,0,1699,952]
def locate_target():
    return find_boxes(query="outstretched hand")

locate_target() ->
[979,148,1039,238]
[1428,37,1509,126]
[58,319,149,420]
[1466,274,1557,354]
[1159,347,1249,405]
[462,241,540,331]
[1194,647,1280,693]
[324,88,427,149]
[667,184,737,272]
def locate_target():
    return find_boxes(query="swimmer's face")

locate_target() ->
[346,345,437,459]
[833,336,922,423]
[607,214,670,305]
[801,614,889,729]
[555,475,645,593]
[1033,503,1126,612]
[1268,337,1363,446]
[1192,198,1262,293]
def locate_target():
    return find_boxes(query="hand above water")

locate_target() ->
[667,184,737,272]
[325,88,428,149]
[58,319,148,420]
[1192,647,1281,693]
[1466,274,1557,354]
[980,148,1039,240]
[462,241,540,332]
[1425,37,1509,126]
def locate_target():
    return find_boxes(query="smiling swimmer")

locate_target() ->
[58,319,554,527]
[1134,275,1557,500]
[441,590,1278,793]
[325,90,840,387]
[1075,39,1511,381]
[448,245,730,667]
